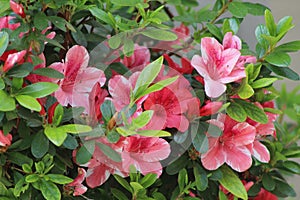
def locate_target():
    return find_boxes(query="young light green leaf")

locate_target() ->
[140,173,157,188]
[111,188,128,200]
[18,82,58,98]
[265,9,277,36]
[15,95,41,112]
[137,130,171,137]
[140,29,177,41]
[97,142,122,162]
[108,34,122,49]
[116,127,137,137]
[59,124,92,134]
[133,56,164,99]
[46,174,73,184]
[89,7,114,25]
[0,31,9,56]
[44,126,67,146]
[219,165,248,200]
[265,51,291,67]
[114,174,133,193]
[0,90,15,111]
[238,83,254,99]
[207,23,223,41]
[76,140,95,165]
[131,110,153,130]
[40,179,61,200]
[251,78,277,89]
[277,16,294,36]
[32,68,64,79]
[0,78,4,90]
[111,0,143,6]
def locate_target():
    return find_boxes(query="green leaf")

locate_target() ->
[235,99,268,124]
[131,110,153,130]
[251,78,277,89]
[0,90,15,111]
[97,142,122,162]
[266,65,300,80]
[193,131,209,154]
[238,82,254,99]
[140,29,178,41]
[0,78,4,90]
[0,31,9,57]
[206,24,223,41]
[219,190,228,200]
[194,165,208,191]
[265,51,291,67]
[135,76,178,100]
[219,165,247,200]
[114,174,133,193]
[0,0,10,15]
[255,25,269,50]
[25,174,40,183]
[89,7,114,25]
[75,140,94,165]
[276,41,300,52]
[32,68,64,79]
[15,95,41,112]
[18,82,58,98]
[59,124,92,134]
[262,174,275,191]
[264,9,276,36]
[7,152,33,166]
[137,130,171,137]
[108,34,122,49]
[44,126,67,146]
[133,56,164,98]
[178,168,188,192]
[273,179,296,197]
[111,188,128,200]
[31,132,49,158]
[123,39,134,57]
[48,16,68,32]
[46,174,73,184]
[140,173,157,188]
[282,160,300,174]
[71,27,87,47]
[52,104,63,126]
[33,13,49,30]
[22,163,32,173]
[228,2,248,18]
[111,0,143,6]
[226,102,247,122]
[276,16,294,36]
[243,2,268,16]
[40,179,61,200]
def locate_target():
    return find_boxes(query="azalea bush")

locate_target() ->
[1,0,300,199]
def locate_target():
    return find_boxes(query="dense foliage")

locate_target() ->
[0,0,300,199]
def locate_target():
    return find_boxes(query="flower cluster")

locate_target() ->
[0,1,299,200]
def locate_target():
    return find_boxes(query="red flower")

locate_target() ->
[253,188,278,200]
[0,130,12,153]
[2,50,27,72]
[0,16,20,30]
[199,101,223,116]
[10,0,26,18]
[163,54,194,74]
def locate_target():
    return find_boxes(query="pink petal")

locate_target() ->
[224,145,252,172]
[75,67,106,92]
[218,48,240,76]
[144,104,167,130]
[250,141,270,163]
[218,68,246,83]
[108,75,131,111]
[54,87,71,106]
[3,50,27,72]
[204,77,227,98]
[231,122,256,146]
[0,130,12,147]
[10,0,25,18]
[200,37,223,64]
[86,164,112,188]
[166,114,189,132]
[191,55,209,78]
[201,138,226,171]
[222,32,242,50]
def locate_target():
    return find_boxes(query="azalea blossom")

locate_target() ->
[10,0,26,18]
[201,114,256,172]
[88,83,108,122]
[191,33,245,98]
[64,168,87,196]
[0,16,20,30]
[83,135,170,188]
[0,130,12,153]
[2,50,27,72]
[252,188,278,200]
[163,54,194,74]
[199,101,223,116]
[49,45,106,112]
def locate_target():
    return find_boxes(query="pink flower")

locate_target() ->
[191,33,245,98]
[199,101,223,116]
[10,0,26,18]
[0,130,12,153]
[201,114,256,172]
[2,50,27,72]
[252,188,277,200]
[84,135,170,188]
[88,83,108,122]
[0,16,20,30]
[50,45,106,112]
[64,168,87,196]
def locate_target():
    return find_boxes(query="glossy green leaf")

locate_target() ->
[251,78,277,89]
[194,165,208,191]
[207,23,223,41]
[123,39,134,57]
[71,27,87,47]
[108,34,122,49]
[266,65,300,80]
[18,82,58,98]
[178,168,188,192]
[282,160,300,174]
[140,29,177,41]
[228,2,248,18]
[111,188,128,200]
[33,12,49,30]
[31,132,49,158]
[235,99,268,124]
[0,90,15,111]
[262,174,275,191]
[265,51,291,67]
[219,165,247,200]
[44,126,67,146]
[140,173,157,188]
[137,130,171,137]
[25,174,40,183]
[265,9,276,36]
[243,2,268,16]
[89,7,114,25]
[32,68,64,79]
[131,110,153,130]
[226,102,247,122]
[238,82,254,99]
[273,179,296,198]
[114,174,133,193]
[40,179,61,200]
[97,142,122,162]
[46,174,73,184]
[59,124,92,134]
[15,95,41,112]
[276,16,294,36]
[7,152,33,166]
[111,0,143,6]
[0,31,9,57]
[75,140,95,165]
[193,127,209,153]
[276,41,300,52]
[255,25,270,49]
[48,16,68,32]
